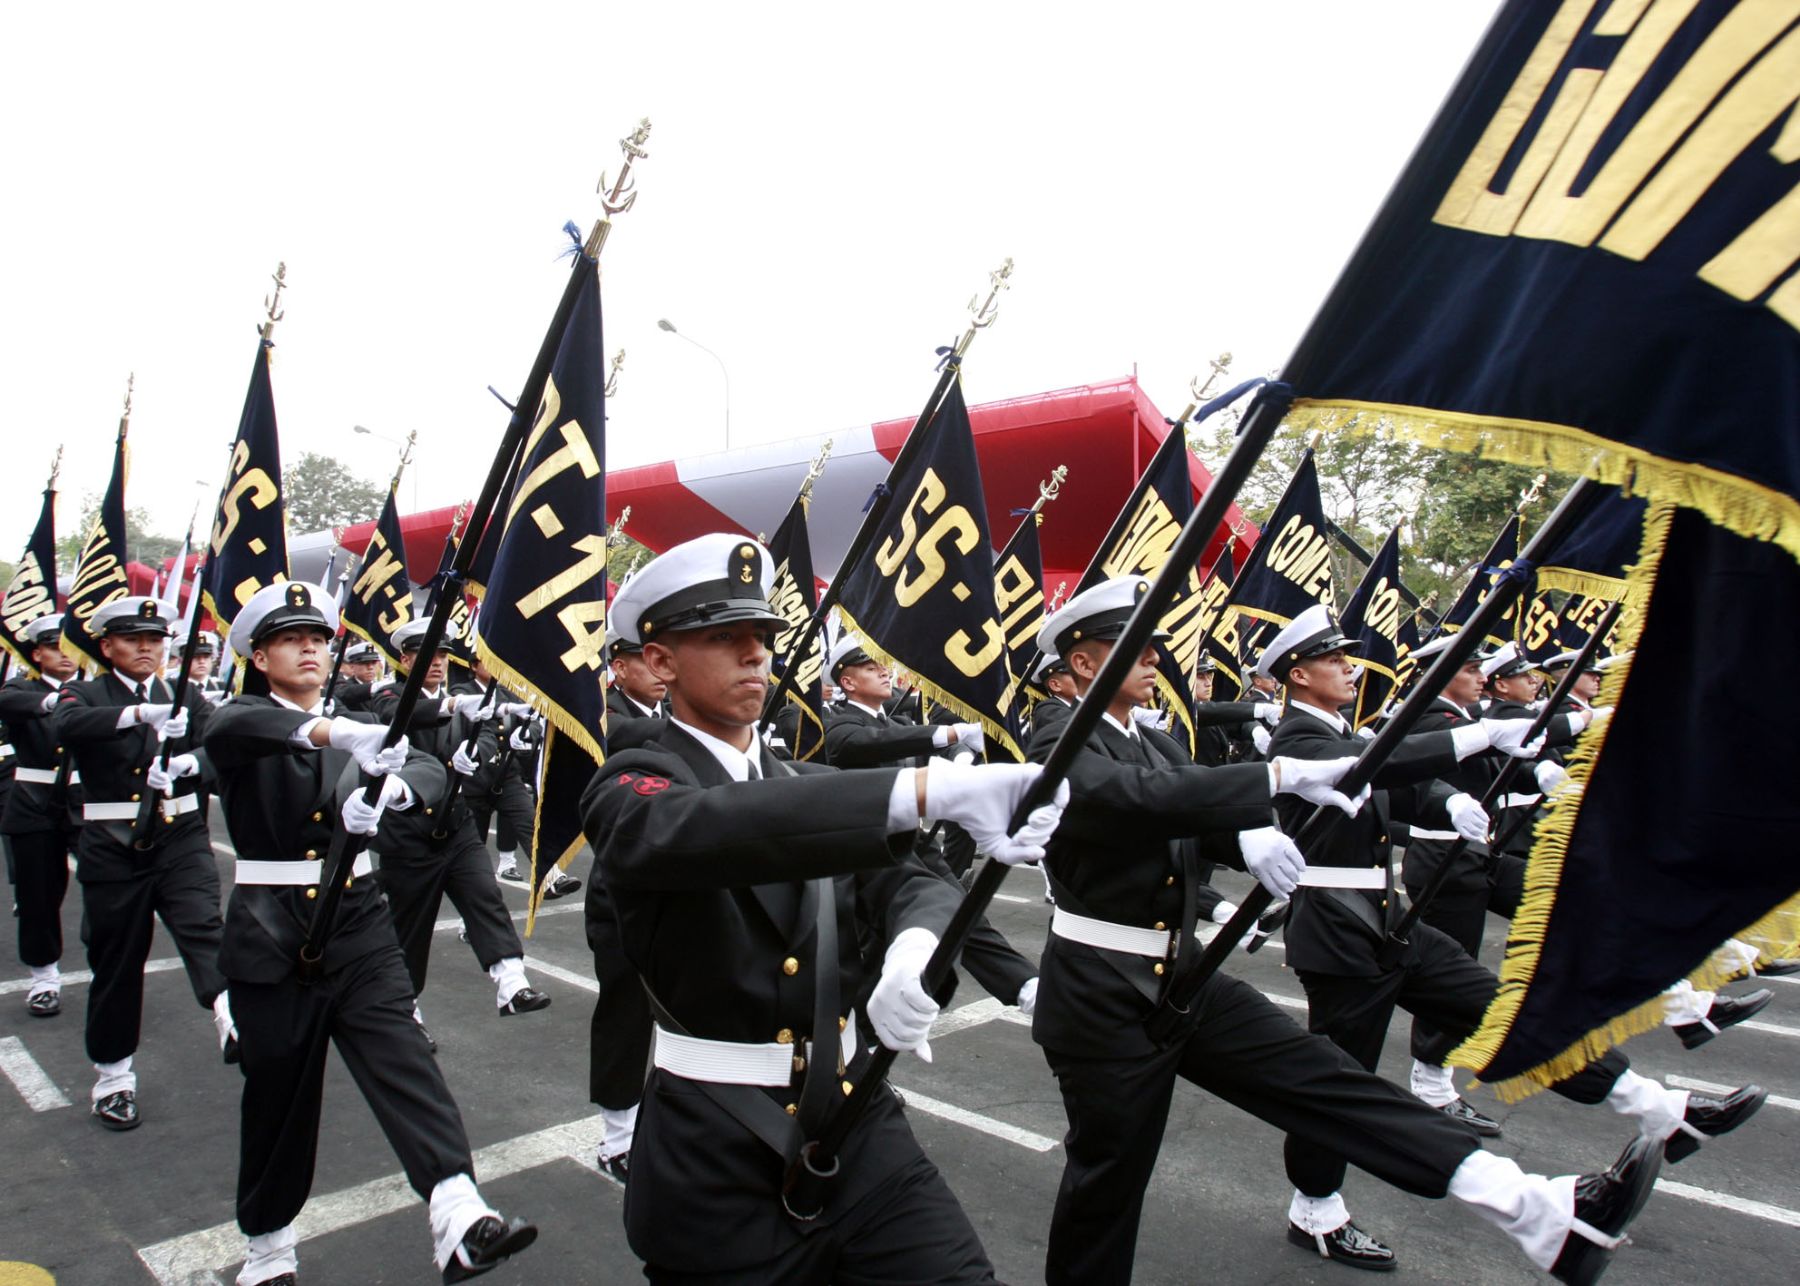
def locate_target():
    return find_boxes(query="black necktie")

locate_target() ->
[745,759,762,781]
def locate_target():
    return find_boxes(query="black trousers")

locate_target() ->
[588,934,653,1110]
[643,1151,994,1286]
[379,823,523,998]
[79,837,226,1065]
[7,827,72,968]
[468,770,536,863]
[914,840,1035,1006]
[232,941,475,1235]
[1404,846,1525,1061]
[1289,921,1627,1197]
[1045,972,1479,1286]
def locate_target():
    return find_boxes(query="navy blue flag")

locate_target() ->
[423,511,477,670]
[765,491,827,762]
[1227,449,1334,634]
[2,477,59,675]
[1277,0,1800,1095]
[343,485,414,672]
[990,506,1051,746]
[64,414,132,672]
[1338,527,1408,729]
[476,260,608,924]
[1073,425,1210,755]
[1517,592,1563,667]
[203,340,288,631]
[1194,546,1246,703]
[836,379,1023,758]
[1392,612,1422,697]
[1435,514,1522,649]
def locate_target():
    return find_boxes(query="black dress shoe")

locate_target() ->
[253,1275,297,1285]
[1286,1220,1397,1271]
[26,989,60,1017]
[542,872,582,901]
[499,987,552,1015]
[442,1214,537,1282]
[1673,988,1773,1049]
[1439,1096,1503,1138]
[93,1090,141,1131]
[1666,1084,1768,1163]
[1755,957,1800,977]
[1550,1134,1663,1284]
[597,1149,629,1184]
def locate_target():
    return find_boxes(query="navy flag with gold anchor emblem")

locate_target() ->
[64,395,134,672]
[765,491,828,762]
[1226,448,1334,637]
[1273,0,1800,1095]
[202,339,289,630]
[475,260,609,922]
[835,379,1024,759]
[1,472,59,675]
[1072,425,1209,755]
[343,483,414,672]
[1337,526,1409,729]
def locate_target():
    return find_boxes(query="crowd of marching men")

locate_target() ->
[2,530,1791,1285]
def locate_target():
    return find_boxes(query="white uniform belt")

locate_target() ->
[652,1016,859,1088]
[83,794,200,821]
[14,767,80,785]
[1407,828,1460,842]
[235,855,375,885]
[1051,906,1172,958]
[1296,867,1388,890]
[1500,793,1541,809]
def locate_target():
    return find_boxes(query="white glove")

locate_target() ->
[327,717,407,775]
[146,753,199,793]
[1254,702,1282,726]
[1446,792,1490,843]
[38,692,58,713]
[1016,977,1038,1016]
[1250,725,1272,756]
[951,722,985,754]
[1239,826,1305,898]
[1130,706,1169,731]
[137,703,178,731]
[157,710,191,742]
[451,743,482,777]
[1272,756,1371,817]
[1534,760,1569,794]
[1480,718,1546,759]
[500,701,535,719]
[508,727,534,752]
[922,761,1066,865]
[450,693,494,721]
[866,927,939,1061]
[341,774,410,835]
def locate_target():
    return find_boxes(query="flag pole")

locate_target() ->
[756,259,1013,736]
[299,126,649,982]
[323,431,415,706]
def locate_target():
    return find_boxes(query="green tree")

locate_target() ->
[55,495,183,570]
[283,452,388,533]
[607,534,652,588]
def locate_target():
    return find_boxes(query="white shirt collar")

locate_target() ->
[1289,699,1349,735]
[623,691,660,718]
[848,698,885,720]
[271,692,326,716]
[42,674,65,690]
[1101,711,1139,740]
[670,717,760,782]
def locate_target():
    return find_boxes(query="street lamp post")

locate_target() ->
[657,318,731,450]
[353,424,418,511]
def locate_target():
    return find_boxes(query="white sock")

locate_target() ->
[1448,1148,1576,1271]
[1287,1189,1350,1236]
[413,1003,427,1026]
[600,1103,638,1161]
[1211,901,1238,926]
[1661,979,1715,1028]
[488,957,529,1007]
[495,849,516,875]
[213,991,237,1051]
[1715,937,1760,978]
[429,1172,499,1270]
[238,1224,298,1285]
[93,1056,136,1100]
[28,963,61,992]
[1606,1069,1688,1140]
[1409,1058,1459,1107]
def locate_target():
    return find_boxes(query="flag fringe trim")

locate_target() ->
[522,726,587,935]
[341,619,405,676]
[835,605,1025,764]
[1286,399,1800,568]
[474,638,606,767]
[1533,568,1638,605]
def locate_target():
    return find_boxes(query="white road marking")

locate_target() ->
[895,1087,1058,1151]
[1666,1076,1800,1113]
[211,840,239,858]
[0,1035,71,1111]
[521,955,600,994]
[991,892,1033,905]
[1740,1019,1800,1038]
[1759,972,1798,987]
[1655,1179,1800,1229]
[932,997,1008,1037]
[431,902,584,935]
[0,956,184,996]
[135,1116,604,1285]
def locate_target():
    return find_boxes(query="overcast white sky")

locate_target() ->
[0,1,1495,549]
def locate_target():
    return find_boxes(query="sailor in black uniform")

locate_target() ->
[581,533,1065,1283]
[206,581,536,1286]
[0,614,82,1016]
[51,597,229,1129]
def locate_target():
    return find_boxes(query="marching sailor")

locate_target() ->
[457,657,577,898]
[205,581,536,1286]
[1027,580,1675,1286]
[0,614,83,1016]
[50,597,230,1129]
[581,533,1064,1283]
[331,640,387,713]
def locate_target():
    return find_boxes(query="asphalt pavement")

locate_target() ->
[2,821,1794,1284]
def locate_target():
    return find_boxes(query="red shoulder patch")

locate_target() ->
[632,776,670,796]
